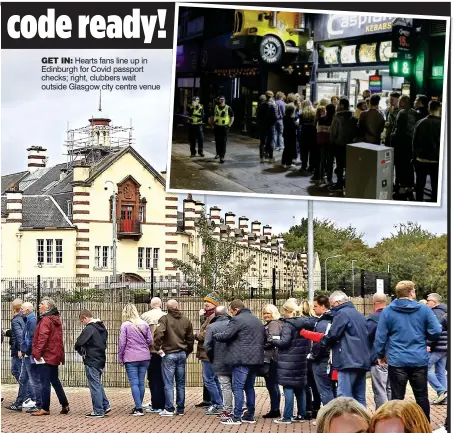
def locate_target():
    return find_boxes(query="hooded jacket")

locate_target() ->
[20,312,37,357]
[204,314,231,375]
[32,307,65,366]
[8,313,25,357]
[330,110,358,147]
[374,299,442,367]
[271,317,312,388]
[118,319,152,364]
[430,304,448,353]
[75,319,108,370]
[152,309,194,355]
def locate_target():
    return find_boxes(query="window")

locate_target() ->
[182,243,188,263]
[138,247,144,269]
[102,246,108,268]
[37,240,44,264]
[146,248,152,269]
[56,240,63,264]
[46,240,53,264]
[153,248,159,270]
[139,206,144,222]
[95,246,101,267]
[67,201,73,218]
[110,246,113,269]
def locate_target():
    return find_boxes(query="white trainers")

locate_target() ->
[22,399,36,409]
[159,409,175,417]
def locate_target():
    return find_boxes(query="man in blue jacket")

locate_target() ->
[374,281,442,421]
[6,302,40,412]
[5,299,25,383]
[301,290,372,407]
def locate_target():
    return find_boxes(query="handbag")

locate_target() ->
[257,360,271,378]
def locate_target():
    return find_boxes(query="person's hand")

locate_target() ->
[18,351,22,359]
[199,309,205,317]
[378,357,387,367]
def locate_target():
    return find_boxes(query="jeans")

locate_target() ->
[264,362,280,412]
[283,386,305,421]
[36,364,69,411]
[161,351,187,413]
[188,124,204,155]
[264,127,275,159]
[427,352,447,395]
[414,160,438,202]
[370,364,392,409]
[218,375,233,412]
[201,361,223,407]
[85,365,109,414]
[232,365,256,421]
[16,357,40,407]
[11,356,22,382]
[312,360,335,405]
[337,369,367,407]
[389,365,430,421]
[320,147,334,183]
[125,360,150,409]
[306,361,321,413]
[273,119,284,150]
[148,354,165,410]
[214,126,228,159]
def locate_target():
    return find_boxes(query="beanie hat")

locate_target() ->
[204,292,221,307]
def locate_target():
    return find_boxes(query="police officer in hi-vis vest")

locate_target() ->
[188,96,205,157]
[210,95,234,164]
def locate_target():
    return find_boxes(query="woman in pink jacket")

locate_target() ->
[118,304,153,416]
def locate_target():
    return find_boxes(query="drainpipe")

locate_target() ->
[16,233,23,278]
[271,11,277,28]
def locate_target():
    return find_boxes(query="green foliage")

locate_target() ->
[61,288,106,303]
[172,210,255,301]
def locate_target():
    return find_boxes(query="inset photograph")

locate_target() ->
[167,4,449,204]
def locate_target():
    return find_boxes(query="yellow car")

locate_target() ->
[231,10,308,64]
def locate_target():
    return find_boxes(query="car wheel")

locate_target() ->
[259,35,283,64]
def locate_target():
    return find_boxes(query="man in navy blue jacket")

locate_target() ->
[375,281,441,421]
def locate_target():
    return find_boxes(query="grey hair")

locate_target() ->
[372,293,387,303]
[427,293,442,304]
[167,299,179,311]
[21,302,34,312]
[150,297,162,308]
[41,298,56,310]
[215,305,228,316]
[329,291,348,304]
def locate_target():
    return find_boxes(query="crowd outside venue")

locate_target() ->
[1,284,448,431]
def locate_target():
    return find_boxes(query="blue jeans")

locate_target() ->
[273,119,284,150]
[264,362,280,412]
[428,352,447,395]
[15,357,40,407]
[161,351,187,413]
[125,360,150,409]
[11,356,22,382]
[85,365,110,414]
[201,361,222,407]
[283,386,306,421]
[338,369,367,407]
[232,366,256,421]
[312,360,335,405]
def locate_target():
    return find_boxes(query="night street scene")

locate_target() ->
[169,6,448,203]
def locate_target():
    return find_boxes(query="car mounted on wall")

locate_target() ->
[230,10,312,64]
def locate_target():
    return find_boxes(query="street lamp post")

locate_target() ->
[324,255,343,292]
[351,259,357,297]
[105,181,117,283]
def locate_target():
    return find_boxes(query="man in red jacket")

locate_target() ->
[31,298,69,416]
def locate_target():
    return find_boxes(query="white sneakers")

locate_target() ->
[22,399,36,409]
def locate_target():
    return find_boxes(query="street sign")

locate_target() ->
[376,279,384,294]
[369,75,382,93]
[389,58,413,77]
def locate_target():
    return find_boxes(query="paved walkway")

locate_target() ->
[1,383,446,433]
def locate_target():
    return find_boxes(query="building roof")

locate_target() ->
[1,171,29,194]
[1,195,74,229]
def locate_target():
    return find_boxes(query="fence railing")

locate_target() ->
[1,276,377,388]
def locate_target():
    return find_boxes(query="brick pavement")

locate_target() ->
[1,382,446,433]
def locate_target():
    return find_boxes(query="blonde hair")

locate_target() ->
[122,303,142,326]
[301,300,317,317]
[316,397,371,433]
[282,301,301,317]
[369,400,431,433]
[12,299,23,312]
[395,280,415,298]
[318,98,329,107]
[263,304,281,320]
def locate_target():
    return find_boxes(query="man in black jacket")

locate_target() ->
[426,293,448,404]
[75,309,110,418]
[413,100,442,202]
[214,300,265,425]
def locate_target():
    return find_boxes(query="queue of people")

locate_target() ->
[2,285,447,431]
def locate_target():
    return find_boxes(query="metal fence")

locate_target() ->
[1,275,375,388]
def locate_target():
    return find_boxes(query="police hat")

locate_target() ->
[192,96,200,101]
[218,95,225,100]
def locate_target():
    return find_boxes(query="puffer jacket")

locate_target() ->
[204,314,231,375]
[430,304,448,353]
[196,312,215,361]
[330,110,358,147]
[32,307,65,365]
[214,308,265,366]
[271,317,311,388]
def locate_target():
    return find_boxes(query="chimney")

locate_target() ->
[195,201,205,218]
[210,206,221,239]
[225,212,236,237]
[183,197,196,236]
[251,221,261,248]
[239,216,249,244]
[6,184,23,223]
[263,225,272,252]
[60,168,68,181]
[72,160,90,182]
[27,146,47,173]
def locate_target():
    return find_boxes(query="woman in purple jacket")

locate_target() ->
[118,304,153,416]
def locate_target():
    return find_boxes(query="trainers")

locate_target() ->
[217,411,233,421]
[104,407,111,414]
[6,404,22,411]
[150,408,163,414]
[241,416,256,424]
[22,399,36,408]
[206,405,223,416]
[60,406,70,414]
[274,418,292,424]
[221,418,242,425]
[195,401,211,408]
[292,415,306,423]
[131,408,144,416]
[27,406,40,413]
[214,155,220,160]
[159,409,175,417]
[433,392,448,404]
[177,412,184,416]
[86,412,104,418]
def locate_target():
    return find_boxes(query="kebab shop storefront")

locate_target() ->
[311,14,407,109]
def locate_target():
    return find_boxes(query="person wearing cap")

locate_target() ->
[210,96,234,164]
[188,96,205,157]
[195,292,224,416]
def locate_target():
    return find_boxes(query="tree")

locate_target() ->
[171,210,254,300]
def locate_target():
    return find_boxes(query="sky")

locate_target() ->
[1,49,448,246]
